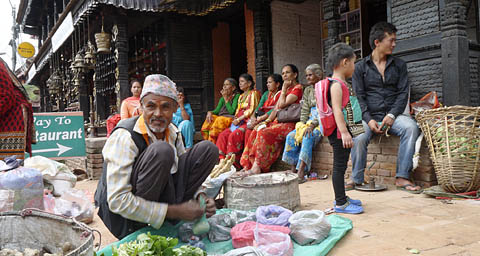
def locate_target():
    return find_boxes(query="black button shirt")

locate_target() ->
[352,55,409,123]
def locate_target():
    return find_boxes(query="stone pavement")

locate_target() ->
[76,178,480,255]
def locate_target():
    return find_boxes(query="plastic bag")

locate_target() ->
[288,210,331,245]
[254,228,293,256]
[223,246,266,256]
[45,188,95,223]
[231,221,290,249]
[202,165,236,198]
[178,222,207,242]
[0,166,44,211]
[24,156,77,196]
[255,205,292,226]
[207,210,256,242]
[410,91,440,116]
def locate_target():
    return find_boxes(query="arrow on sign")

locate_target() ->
[32,143,72,156]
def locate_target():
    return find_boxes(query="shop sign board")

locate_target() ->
[17,42,35,58]
[30,112,86,159]
[52,12,74,52]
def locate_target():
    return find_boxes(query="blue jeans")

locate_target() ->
[350,115,420,184]
[178,120,195,148]
[282,128,322,172]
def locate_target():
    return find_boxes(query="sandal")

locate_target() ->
[396,184,423,194]
[298,177,308,184]
[334,201,364,214]
[345,182,362,191]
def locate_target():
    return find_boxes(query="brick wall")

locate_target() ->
[271,0,322,83]
[310,136,436,187]
[85,138,107,180]
[391,0,440,41]
[407,58,443,102]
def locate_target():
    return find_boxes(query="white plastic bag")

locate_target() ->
[223,246,266,256]
[254,228,293,256]
[24,156,77,196]
[288,210,331,245]
[43,188,94,224]
[202,165,236,198]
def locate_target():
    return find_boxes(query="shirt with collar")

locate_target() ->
[102,116,186,229]
[352,54,409,123]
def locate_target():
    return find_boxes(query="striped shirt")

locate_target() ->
[102,116,185,229]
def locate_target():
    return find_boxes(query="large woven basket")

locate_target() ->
[416,106,480,193]
[224,171,301,211]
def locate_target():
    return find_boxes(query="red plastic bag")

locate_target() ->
[410,91,441,116]
[230,221,290,249]
[254,228,293,256]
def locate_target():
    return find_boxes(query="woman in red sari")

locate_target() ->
[239,64,303,174]
[244,73,282,146]
[216,74,260,166]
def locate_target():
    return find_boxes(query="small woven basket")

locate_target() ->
[416,106,480,193]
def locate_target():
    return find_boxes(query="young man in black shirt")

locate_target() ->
[350,22,421,193]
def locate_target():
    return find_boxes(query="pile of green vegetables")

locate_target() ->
[112,232,206,256]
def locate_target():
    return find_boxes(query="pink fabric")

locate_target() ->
[230,221,291,249]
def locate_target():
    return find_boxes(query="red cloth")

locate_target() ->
[106,114,121,137]
[0,60,33,157]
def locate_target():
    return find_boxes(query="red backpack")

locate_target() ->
[314,78,350,137]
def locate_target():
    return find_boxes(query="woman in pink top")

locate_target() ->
[120,80,143,120]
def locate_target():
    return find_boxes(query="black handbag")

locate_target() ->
[277,103,301,123]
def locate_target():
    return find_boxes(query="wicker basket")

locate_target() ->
[224,171,301,211]
[416,106,480,193]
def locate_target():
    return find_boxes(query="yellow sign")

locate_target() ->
[17,42,35,58]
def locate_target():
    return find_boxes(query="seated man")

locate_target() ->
[95,74,218,239]
[350,22,421,192]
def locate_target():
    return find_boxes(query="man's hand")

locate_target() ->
[304,123,315,137]
[178,94,185,107]
[166,200,203,221]
[380,115,394,131]
[368,119,383,134]
[204,198,216,218]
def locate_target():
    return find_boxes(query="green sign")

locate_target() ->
[30,112,86,159]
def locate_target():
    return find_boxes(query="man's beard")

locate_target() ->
[148,117,168,133]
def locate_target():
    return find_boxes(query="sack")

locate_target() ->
[230,221,290,248]
[255,205,292,226]
[315,78,350,136]
[277,103,301,123]
[254,228,293,256]
[0,166,44,211]
[288,210,331,245]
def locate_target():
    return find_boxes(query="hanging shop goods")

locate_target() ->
[95,17,111,54]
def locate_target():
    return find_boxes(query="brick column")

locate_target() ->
[441,0,471,106]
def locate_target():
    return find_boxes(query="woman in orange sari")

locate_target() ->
[239,64,303,175]
[120,80,142,120]
[216,74,260,166]
[201,78,240,143]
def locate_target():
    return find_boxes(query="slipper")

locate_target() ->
[396,184,423,194]
[334,201,364,214]
[334,196,362,206]
[345,182,362,191]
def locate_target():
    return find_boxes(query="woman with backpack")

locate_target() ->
[318,43,364,214]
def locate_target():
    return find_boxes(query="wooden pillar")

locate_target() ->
[79,72,90,121]
[114,17,130,109]
[244,3,256,84]
[252,1,273,92]
[441,0,471,106]
[201,21,215,116]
